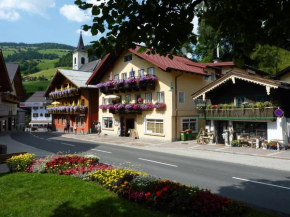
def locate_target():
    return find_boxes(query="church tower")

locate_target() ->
[73,32,88,70]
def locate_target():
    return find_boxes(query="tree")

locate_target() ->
[75,0,290,62]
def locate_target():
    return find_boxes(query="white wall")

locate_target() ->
[267,117,286,141]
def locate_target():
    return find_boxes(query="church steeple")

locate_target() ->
[73,31,88,70]
[75,31,86,52]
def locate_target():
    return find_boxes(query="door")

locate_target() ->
[217,121,228,144]
[8,118,12,131]
[125,118,135,137]
[236,96,246,107]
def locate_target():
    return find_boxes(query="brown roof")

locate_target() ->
[86,46,209,85]
[0,50,12,92]
[191,71,284,99]
[26,91,52,103]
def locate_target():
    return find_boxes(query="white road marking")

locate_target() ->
[188,145,200,149]
[138,158,178,167]
[91,149,111,153]
[61,142,75,146]
[46,139,51,141]
[232,177,290,190]
[216,147,229,151]
[267,152,283,156]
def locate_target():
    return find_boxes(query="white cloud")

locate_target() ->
[60,4,91,23]
[76,29,92,37]
[0,0,55,21]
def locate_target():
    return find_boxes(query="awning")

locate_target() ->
[29,120,52,125]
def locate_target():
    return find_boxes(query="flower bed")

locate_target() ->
[7,153,247,216]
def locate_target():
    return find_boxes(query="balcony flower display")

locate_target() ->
[139,103,154,110]
[104,81,114,87]
[118,104,125,110]
[125,104,133,109]
[96,83,104,88]
[139,75,158,83]
[137,97,143,104]
[49,87,78,99]
[154,102,166,108]
[132,104,140,110]
[125,77,137,85]
[46,105,87,114]
[99,105,107,110]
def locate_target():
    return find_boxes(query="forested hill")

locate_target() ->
[0,42,74,50]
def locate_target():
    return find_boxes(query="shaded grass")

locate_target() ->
[0,173,167,217]
[23,81,50,93]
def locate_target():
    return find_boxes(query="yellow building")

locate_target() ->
[86,46,239,141]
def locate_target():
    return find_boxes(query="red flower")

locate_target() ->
[145,192,151,200]
[156,191,161,197]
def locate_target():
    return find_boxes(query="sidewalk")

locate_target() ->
[61,132,290,172]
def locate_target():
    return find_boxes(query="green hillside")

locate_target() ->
[23,80,50,93]
[28,67,71,79]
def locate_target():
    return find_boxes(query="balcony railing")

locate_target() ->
[96,75,158,94]
[46,105,87,114]
[200,107,277,121]
[1,93,20,104]
[49,87,79,99]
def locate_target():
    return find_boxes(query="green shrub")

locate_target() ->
[256,102,265,109]
[231,140,239,147]
[6,153,35,172]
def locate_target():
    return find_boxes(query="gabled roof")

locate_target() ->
[44,69,97,97]
[25,91,52,104]
[0,50,12,92]
[74,32,86,52]
[79,59,101,72]
[6,62,19,82]
[191,71,284,100]
[86,46,208,85]
[273,66,290,79]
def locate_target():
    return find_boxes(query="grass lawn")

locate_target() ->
[23,81,50,93]
[0,172,279,217]
[0,173,167,217]
[28,67,71,79]
[38,49,71,57]
[37,59,58,71]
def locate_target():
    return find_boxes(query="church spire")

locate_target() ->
[75,31,86,52]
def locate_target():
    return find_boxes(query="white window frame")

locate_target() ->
[145,93,152,103]
[114,74,119,81]
[103,117,113,129]
[157,91,165,103]
[121,73,127,80]
[144,117,164,136]
[210,72,215,81]
[147,67,155,75]
[178,91,185,104]
[138,69,145,77]
[180,117,198,133]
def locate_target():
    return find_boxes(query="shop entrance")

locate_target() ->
[217,121,228,144]
[121,116,135,137]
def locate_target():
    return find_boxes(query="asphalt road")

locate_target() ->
[10,132,290,215]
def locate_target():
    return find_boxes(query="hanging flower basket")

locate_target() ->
[154,103,166,109]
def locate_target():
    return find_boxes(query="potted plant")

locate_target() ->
[268,141,277,150]
[231,140,239,147]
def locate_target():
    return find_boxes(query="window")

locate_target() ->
[204,71,209,81]
[102,97,106,105]
[80,117,85,126]
[157,91,165,103]
[210,72,215,81]
[117,95,122,103]
[75,117,79,127]
[45,113,50,118]
[178,92,185,103]
[33,107,38,110]
[236,96,246,107]
[181,117,198,133]
[145,93,152,103]
[39,107,43,109]
[125,94,131,103]
[57,116,59,124]
[108,76,110,81]
[74,58,76,64]
[40,113,43,117]
[81,99,85,106]
[129,70,135,77]
[135,93,141,103]
[103,117,113,129]
[138,69,145,77]
[124,54,132,62]
[114,74,119,81]
[81,57,85,64]
[121,73,127,80]
[145,118,164,134]
[147,67,155,75]
[33,113,38,117]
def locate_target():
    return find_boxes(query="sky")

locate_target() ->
[0,0,198,47]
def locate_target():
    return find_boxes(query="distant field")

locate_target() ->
[37,59,58,70]
[23,81,50,93]
[38,49,71,57]
[28,67,70,79]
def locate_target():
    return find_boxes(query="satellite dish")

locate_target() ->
[181,47,187,55]
[186,53,192,59]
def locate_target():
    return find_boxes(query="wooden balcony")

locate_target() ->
[200,107,277,121]
[1,93,20,104]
